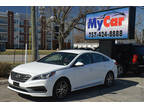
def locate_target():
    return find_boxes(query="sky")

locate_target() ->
[0,6,84,16]
[0,6,31,14]
[0,6,80,18]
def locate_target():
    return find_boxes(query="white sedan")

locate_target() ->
[8,50,117,99]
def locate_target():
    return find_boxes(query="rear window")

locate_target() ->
[134,47,144,55]
[92,53,109,63]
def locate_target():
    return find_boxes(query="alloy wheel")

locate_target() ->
[117,65,124,77]
[54,80,70,99]
[105,72,114,87]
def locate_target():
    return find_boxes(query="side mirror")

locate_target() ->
[74,61,84,67]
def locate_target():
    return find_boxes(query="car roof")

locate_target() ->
[57,49,94,54]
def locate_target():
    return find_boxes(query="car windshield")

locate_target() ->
[37,52,78,66]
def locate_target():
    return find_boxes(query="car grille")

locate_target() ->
[11,72,31,82]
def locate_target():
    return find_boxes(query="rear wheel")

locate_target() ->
[104,72,114,87]
[53,79,70,99]
[117,64,124,77]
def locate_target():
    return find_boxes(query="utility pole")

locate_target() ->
[31,6,38,61]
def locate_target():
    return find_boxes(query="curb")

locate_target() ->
[0,79,8,85]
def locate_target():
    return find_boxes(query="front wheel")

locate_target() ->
[53,79,70,99]
[104,72,114,87]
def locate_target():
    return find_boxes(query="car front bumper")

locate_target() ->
[8,77,54,97]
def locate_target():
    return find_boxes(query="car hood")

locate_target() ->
[12,62,67,76]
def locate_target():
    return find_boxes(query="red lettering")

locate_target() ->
[110,18,118,26]
[104,16,110,27]
[118,17,124,26]
[103,16,124,27]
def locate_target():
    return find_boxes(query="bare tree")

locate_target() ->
[46,6,112,49]
[134,7,144,44]
[74,32,85,43]
[51,6,86,49]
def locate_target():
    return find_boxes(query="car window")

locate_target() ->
[76,53,92,65]
[92,53,109,63]
[46,54,62,61]
[103,56,110,61]
[38,52,77,66]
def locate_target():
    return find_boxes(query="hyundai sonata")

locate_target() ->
[8,50,117,99]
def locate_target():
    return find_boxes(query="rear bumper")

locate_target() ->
[128,64,144,72]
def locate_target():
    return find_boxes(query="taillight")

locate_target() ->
[112,59,118,65]
[115,61,118,65]
[132,54,138,64]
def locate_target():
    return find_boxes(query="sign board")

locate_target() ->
[85,7,136,40]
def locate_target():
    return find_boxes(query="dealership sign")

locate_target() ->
[85,7,136,40]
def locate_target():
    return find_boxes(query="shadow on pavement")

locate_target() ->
[18,79,138,102]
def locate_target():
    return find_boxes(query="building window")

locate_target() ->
[0,33,8,42]
[20,28,24,33]
[0,18,8,24]
[20,21,24,25]
[20,36,24,41]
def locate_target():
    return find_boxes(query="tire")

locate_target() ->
[104,72,114,87]
[117,64,124,77]
[53,79,70,99]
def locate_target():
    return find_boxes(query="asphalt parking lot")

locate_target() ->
[0,73,144,102]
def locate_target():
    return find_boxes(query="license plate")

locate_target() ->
[13,82,19,87]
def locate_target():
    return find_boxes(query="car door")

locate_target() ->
[67,53,93,90]
[90,53,109,83]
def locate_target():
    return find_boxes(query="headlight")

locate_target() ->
[32,71,56,80]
